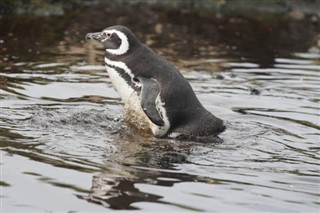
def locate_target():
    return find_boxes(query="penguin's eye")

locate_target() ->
[133,77,140,83]
[103,32,112,38]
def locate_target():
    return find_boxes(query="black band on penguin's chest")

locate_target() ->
[106,63,140,92]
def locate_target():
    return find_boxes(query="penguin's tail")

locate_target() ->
[171,110,226,137]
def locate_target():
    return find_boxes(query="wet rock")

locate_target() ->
[230,73,237,78]
[250,88,261,95]
[160,152,188,167]
[216,74,224,79]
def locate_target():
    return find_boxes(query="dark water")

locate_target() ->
[1,2,320,212]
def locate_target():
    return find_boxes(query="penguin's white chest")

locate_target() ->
[105,64,170,137]
[105,65,134,103]
[105,65,153,132]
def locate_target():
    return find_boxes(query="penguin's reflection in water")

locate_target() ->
[82,132,222,210]
[88,149,185,209]
[87,160,210,210]
[88,166,165,210]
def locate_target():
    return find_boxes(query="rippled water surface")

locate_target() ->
[1,3,320,212]
[2,53,319,212]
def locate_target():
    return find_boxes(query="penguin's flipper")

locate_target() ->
[137,77,164,126]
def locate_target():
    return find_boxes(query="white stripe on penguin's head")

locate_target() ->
[102,29,129,55]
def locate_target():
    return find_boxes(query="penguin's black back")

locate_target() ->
[112,43,225,137]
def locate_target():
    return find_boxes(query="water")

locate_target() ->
[2,52,319,212]
[1,3,320,212]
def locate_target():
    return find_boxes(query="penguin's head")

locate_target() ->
[86,25,138,55]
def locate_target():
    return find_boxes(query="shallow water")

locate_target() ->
[1,3,320,212]
[2,50,320,212]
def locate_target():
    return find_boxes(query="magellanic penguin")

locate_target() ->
[86,26,225,138]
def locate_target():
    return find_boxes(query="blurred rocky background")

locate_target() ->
[0,0,319,71]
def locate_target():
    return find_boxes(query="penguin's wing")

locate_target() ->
[137,77,164,126]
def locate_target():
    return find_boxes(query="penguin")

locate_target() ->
[86,25,225,138]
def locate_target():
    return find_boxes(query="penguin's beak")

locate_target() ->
[85,32,102,41]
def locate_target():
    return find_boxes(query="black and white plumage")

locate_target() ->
[86,25,225,138]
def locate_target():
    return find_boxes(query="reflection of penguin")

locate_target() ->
[86,26,225,138]
[89,175,162,210]
[87,162,210,210]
